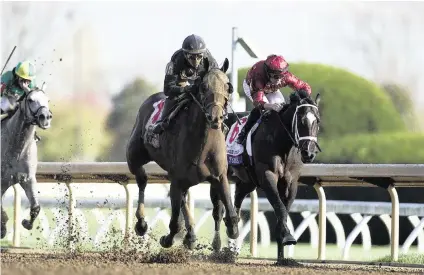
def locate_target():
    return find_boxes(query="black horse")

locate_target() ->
[211,91,321,262]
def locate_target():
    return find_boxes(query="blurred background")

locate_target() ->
[1,1,423,258]
[1,0,423,163]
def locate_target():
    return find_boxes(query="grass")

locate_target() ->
[376,253,424,264]
[0,206,421,263]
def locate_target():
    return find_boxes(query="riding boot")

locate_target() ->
[236,107,261,144]
[152,98,177,134]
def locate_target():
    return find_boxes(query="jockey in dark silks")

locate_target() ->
[152,34,219,134]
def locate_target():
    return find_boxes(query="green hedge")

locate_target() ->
[317,132,424,164]
[232,63,406,139]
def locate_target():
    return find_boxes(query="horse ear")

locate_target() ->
[204,58,210,72]
[315,93,321,106]
[290,92,301,103]
[220,58,229,73]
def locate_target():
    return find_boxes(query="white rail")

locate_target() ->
[7,162,424,262]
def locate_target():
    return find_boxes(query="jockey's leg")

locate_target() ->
[0,97,11,114]
[236,107,261,144]
[152,97,178,134]
[265,89,286,105]
[235,79,268,144]
[0,97,13,121]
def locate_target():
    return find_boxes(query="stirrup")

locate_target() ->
[34,133,41,142]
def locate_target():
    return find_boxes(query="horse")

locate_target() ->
[126,58,239,250]
[213,91,321,261]
[1,86,53,239]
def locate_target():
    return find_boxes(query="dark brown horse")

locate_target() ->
[214,91,321,261]
[126,58,239,249]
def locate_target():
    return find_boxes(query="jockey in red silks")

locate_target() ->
[236,54,312,144]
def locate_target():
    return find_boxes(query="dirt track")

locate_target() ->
[1,252,424,275]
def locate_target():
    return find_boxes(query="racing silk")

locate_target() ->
[246,60,311,108]
[163,49,219,97]
[1,70,36,100]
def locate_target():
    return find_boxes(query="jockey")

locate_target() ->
[236,54,312,144]
[1,60,36,114]
[1,60,41,142]
[152,34,219,134]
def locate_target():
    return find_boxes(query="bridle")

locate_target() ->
[20,89,52,126]
[275,101,321,152]
[188,70,231,125]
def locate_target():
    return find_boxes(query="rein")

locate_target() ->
[274,102,321,151]
[20,89,52,126]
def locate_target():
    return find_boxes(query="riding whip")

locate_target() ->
[1,46,17,76]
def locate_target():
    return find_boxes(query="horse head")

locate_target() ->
[280,91,321,163]
[20,84,53,129]
[197,58,232,130]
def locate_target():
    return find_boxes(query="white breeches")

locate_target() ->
[242,79,285,104]
[0,96,12,113]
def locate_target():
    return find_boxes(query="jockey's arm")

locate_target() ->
[250,79,267,109]
[163,61,185,97]
[1,72,10,96]
[284,72,312,95]
[0,83,5,96]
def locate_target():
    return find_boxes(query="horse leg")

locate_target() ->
[160,181,183,248]
[181,190,197,250]
[210,184,224,251]
[1,188,9,239]
[276,178,299,261]
[234,178,256,219]
[134,166,149,236]
[257,167,296,263]
[209,175,239,240]
[20,177,40,230]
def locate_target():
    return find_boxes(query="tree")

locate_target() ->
[381,83,419,131]
[99,78,159,161]
[317,132,424,164]
[37,101,111,162]
[233,63,406,139]
[343,2,423,131]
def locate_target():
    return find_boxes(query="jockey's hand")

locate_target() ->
[263,103,283,112]
[184,84,197,94]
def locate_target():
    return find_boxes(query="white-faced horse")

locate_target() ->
[1,86,52,239]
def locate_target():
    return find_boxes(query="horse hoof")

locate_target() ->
[134,220,148,236]
[160,235,174,248]
[1,224,6,239]
[228,239,241,255]
[282,234,297,246]
[183,235,196,250]
[22,219,33,230]
[212,235,221,251]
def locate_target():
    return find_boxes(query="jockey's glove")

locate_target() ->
[184,84,197,94]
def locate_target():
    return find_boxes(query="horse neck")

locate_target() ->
[270,105,297,155]
[185,100,209,140]
[4,105,36,155]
